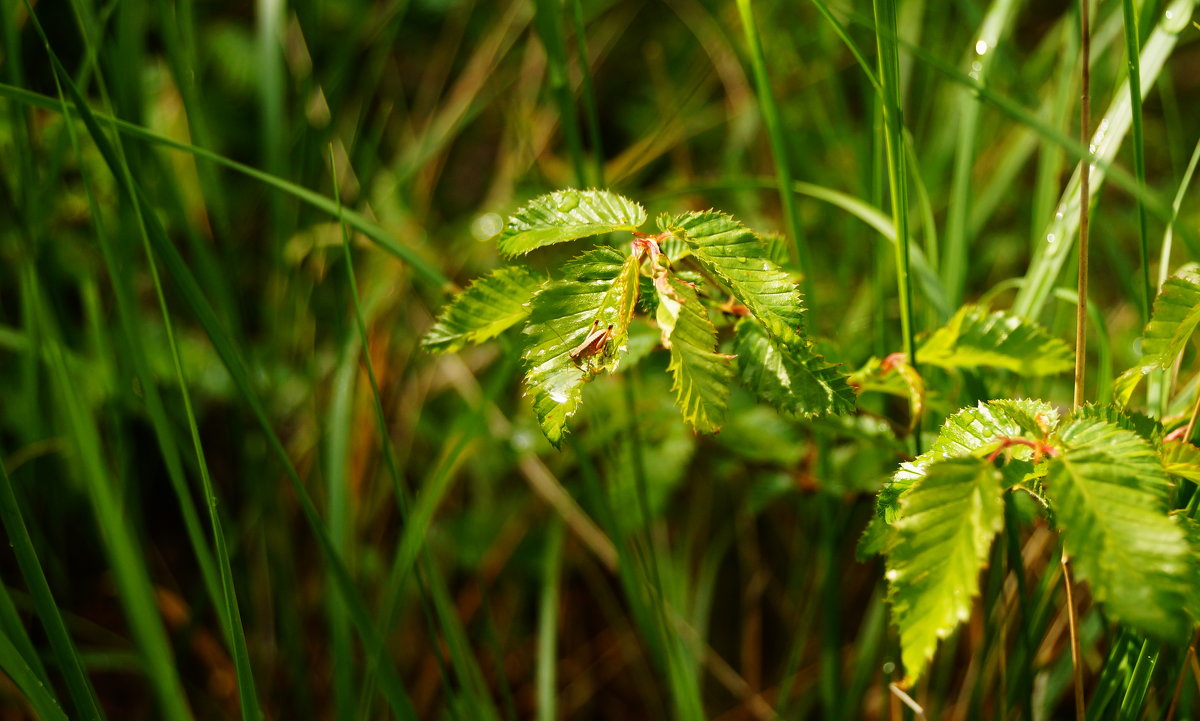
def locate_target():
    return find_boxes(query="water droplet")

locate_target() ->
[511,430,535,452]
[886,569,899,581]
[549,390,569,404]
[957,608,970,622]
[975,39,989,55]
[882,662,896,674]
[1046,233,1057,244]
[556,191,580,213]
[471,212,504,241]
[1164,4,1193,34]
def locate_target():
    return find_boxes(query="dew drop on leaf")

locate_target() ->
[1164,3,1194,34]
[556,191,580,213]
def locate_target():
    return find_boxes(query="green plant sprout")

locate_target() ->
[422,188,855,446]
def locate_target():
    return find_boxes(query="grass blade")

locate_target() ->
[735,0,814,296]
[1013,0,1194,319]
[0,458,104,721]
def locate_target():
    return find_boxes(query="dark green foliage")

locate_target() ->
[734,319,856,419]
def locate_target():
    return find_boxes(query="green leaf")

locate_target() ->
[659,211,806,344]
[885,457,1004,684]
[889,399,1056,503]
[1114,266,1200,405]
[656,275,733,433]
[422,266,544,353]
[861,400,1055,561]
[917,305,1074,376]
[1161,440,1200,484]
[522,247,641,446]
[1142,266,1200,364]
[733,319,855,418]
[498,189,646,256]
[1046,417,1191,639]
[858,514,896,561]
[1071,403,1162,443]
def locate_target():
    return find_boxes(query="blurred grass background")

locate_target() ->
[1,0,1199,718]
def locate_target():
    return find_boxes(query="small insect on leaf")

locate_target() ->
[570,321,616,372]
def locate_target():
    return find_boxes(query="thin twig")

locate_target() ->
[1066,1,1091,718]
[1166,630,1200,721]
[1063,552,1085,721]
[889,683,927,720]
[1073,0,1091,410]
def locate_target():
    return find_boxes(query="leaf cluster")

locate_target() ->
[869,266,1200,685]
[423,189,854,445]
[872,400,1196,684]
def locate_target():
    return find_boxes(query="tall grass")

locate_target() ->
[0,1,1198,719]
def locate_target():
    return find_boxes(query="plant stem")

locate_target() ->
[1073,0,1090,410]
[872,0,919,453]
[1066,2,1091,719]
[1121,0,1152,325]
[569,0,604,185]
[535,0,588,186]
[735,0,814,299]
[537,520,566,721]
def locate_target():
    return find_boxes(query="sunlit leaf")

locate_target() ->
[498,189,646,256]
[1047,416,1191,639]
[1161,440,1200,484]
[522,247,640,446]
[656,275,733,433]
[918,305,1073,376]
[659,211,806,344]
[422,266,544,353]
[888,399,1056,504]
[1071,403,1161,443]
[886,457,1004,684]
[1114,265,1200,406]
